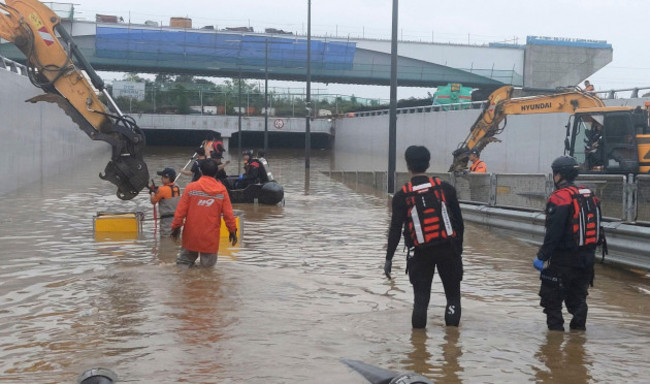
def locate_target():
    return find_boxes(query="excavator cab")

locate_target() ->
[570,109,640,173]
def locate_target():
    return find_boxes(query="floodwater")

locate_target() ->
[1,147,650,383]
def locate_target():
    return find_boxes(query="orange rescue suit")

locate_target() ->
[171,176,237,254]
[469,159,487,173]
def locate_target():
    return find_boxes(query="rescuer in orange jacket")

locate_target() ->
[468,149,487,173]
[204,133,226,159]
[150,167,181,237]
[171,159,238,267]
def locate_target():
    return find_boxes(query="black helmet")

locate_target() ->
[551,156,579,180]
[242,150,254,157]
[468,149,480,156]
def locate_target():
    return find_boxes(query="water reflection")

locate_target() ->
[535,332,591,384]
[402,328,462,383]
[1,148,650,383]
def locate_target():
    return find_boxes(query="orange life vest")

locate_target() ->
[470,159,487,173]
[566,186,601,247]
[402,177,457,248]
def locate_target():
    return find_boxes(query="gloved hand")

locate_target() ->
[533,257,546,271]
[238,174,245,180]
[229,231,238,245]
[147,184,158,194]
[384,259,392,279]
[170,227,181,240]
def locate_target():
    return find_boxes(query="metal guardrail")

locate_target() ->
[454,173,492,205]
[575,174,628,221]
[461,204,650,270]
[493,173,549,211]
[325,170,650,269]
[0,55,27,76]
[350,101,486,117]
[346,86,650,118]
[637,174,650,224]
[328,170,647,223]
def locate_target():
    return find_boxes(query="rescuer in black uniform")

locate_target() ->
[236,150,263,188]
[534,156,601,331]
[384,145,464,329]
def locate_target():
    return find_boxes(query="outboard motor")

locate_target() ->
[258,157,274,182]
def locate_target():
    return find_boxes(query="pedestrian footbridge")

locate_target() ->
[0,17,612,90]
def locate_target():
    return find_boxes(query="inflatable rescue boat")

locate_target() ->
[226,157,284,205]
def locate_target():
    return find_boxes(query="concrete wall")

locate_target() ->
[524,44,613,89]
[333,97,650,174]
[356,39,525,85]
[133,114,333,137]
[0,68,109,195]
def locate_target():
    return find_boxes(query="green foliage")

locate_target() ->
[107,75,397,116]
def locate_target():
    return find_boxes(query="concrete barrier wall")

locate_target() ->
[334,107,571,174]
[133,114,332,137]
[0,68,109,195]
[333,97,650,175]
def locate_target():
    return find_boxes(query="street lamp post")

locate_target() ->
[388,0,398,193]
[264,38,269,154]
[238,69,243,174]
[305,0,312,169]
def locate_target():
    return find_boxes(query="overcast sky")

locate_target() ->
[69,0,650,100]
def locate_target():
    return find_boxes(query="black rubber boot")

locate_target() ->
[412,304,428,329]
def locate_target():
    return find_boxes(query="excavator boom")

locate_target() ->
[0,0,148,199]
[449,85,605,172]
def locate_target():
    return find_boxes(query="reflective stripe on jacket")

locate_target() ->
[171,176,237,254]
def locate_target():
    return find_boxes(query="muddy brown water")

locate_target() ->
[1,147,650,383]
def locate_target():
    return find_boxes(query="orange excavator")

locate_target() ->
[450,85,650,174]
[0,0,148,199]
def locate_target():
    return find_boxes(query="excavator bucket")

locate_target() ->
[100,151,149,200]
[28,93,149,200]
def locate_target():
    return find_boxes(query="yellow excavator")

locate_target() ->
[450,85,650,174]
[0,0,148,199]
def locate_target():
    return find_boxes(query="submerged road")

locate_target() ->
[1,148,649,383]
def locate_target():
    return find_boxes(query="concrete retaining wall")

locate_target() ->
[132,114,333,137]
[0,68,109,195]
[333,106,572,174]
[333,96,650,175]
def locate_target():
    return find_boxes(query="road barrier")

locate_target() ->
[327,170,650,269]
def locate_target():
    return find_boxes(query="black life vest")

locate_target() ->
[567,186,601,248]
[402,177,457,248]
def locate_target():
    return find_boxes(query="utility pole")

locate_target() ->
[305,0,312,169]
[264,38,269,154]
[388,0,398,193]
[238,69,243,174]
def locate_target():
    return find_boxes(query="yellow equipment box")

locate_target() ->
[220,214,242,238]
[94,211,144,234]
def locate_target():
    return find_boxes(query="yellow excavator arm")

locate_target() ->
[449,85,605,172]
[0,0,148,199]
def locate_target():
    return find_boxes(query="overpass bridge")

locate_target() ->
[0,15,612,91]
